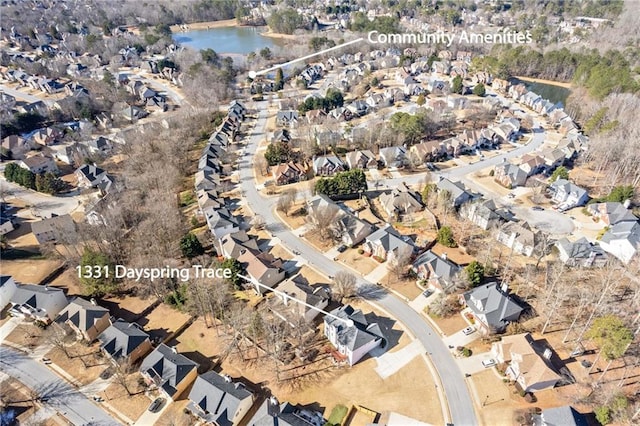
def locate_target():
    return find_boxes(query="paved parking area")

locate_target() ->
[455,352,496,375]
[373,339,425,379]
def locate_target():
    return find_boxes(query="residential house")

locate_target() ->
[312,155,345,176]
[55,297,110,342]
[494,163,528,188]
[410,141,446,164]
[496,222,540,257]
[534,406,589,426]
[548,179,589,211]
[335,213,374,247]
[540,148,566,172]
[436,177,475,208]
[412,251,461,292]
[0,215,14,236]
[119,105,148,122]
[217,230,256,256]
[9,283,68,325]
[187,372,255,426]
[271,274,330,323]
[272,129,291,143]
[75,164,107,188]
[203,207,240,239]
[272,162,308,185]
[492,333,562,392]
[0,276,18,312]
[462,282,525,334]
[555,237,608,267]
[247,397,324,426]
[18,153,58,175]
[86,136,113,154]
[599,220,640,264]
[463,199,505,230]
[197,189,227,211]
[379,182,423,220]
[519,154,547,177]
[345,150,377,170]
[2,135,31,158]
[363,224,415,262]
[140,344,199,400]
[587,202,637,226]
[98,319,152,365]
[238,249,285,292]
[379,146,407,169]
[306,109,327,125]
[276,111,299,127]
[324,305,386,366]
[31,214,76,244]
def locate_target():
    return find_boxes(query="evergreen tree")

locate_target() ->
[274,68,284,91]
[452,75,463,94]
[472,83,486,97]
[180,233,204,258]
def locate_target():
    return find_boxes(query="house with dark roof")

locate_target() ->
[599,220,640,264]
[272,162,308,186]
[271,274,330,323]
[98,319,152,365]
[186,371,255,426]
[462,199,505,230]
[492,333,562,392]
[363,224,415,262]
[555,237,607,267]
[75,164,107,188]
[533,406,588,426]
[31,214,77,244]
[220,231,260,259]
[462,282,525,334]
[18,153,58,175]
[9,283,68,324]
[203,207,240,239]
[379,146,407,169]
[324,305,386,366]
[140,344,199,400]
[55,297,111,342]
[412,251,461,292]
[345,150,377,170]
[248,397,324,426]
[276,111,299,127]
[305,195,373,246]
[0,275,18,312]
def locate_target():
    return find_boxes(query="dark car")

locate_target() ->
[531,206,544,211]
[337,244,348,253]
[422,289,434,298]
[148,397,166,413]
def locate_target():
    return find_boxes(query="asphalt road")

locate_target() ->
[239,101,478,425]
[0,346,119,425]
[0,83,43,103]
[0,175,81,217]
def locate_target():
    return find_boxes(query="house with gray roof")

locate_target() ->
[599,220,640,264]
[31,214,77,244]
[379,182,423,220]
[98,319,152,365]
[345,150,377,170]
[462,282,525,334]
[496,222,541,257]
[335,213,374,247]
[186,371,255,426]
[587,202,637,225]
[9,283,68,324]
[363,224,415,262]
[0,275,18,312]
[220,230,260,259]
[548,179,589,211]
[75,164,107,188]
[379,146,407,169]
[494,163,528,188]
[412,251,461,292]
[534,406,588,426]
[312,155,345,176]
[203,207,240,239]
[271,274,330,323]
[276,110,299,127]
[140,344,199,400]
[462,199,509,230]
[324,305,386,366]
[55,297,110,342]
[436,177,474,208]
[555,237,608,268]
[248,397,324,426]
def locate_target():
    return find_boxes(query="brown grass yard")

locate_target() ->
[100,373,150,422]
[45,343,106,386]
[0,259,62,284]
[155,400,192,426]
[302,229,336,252]
[276,201,308,230]
[100,294,157,323]
[137,303,192,343]
[48,268,84,296]
[297,265,331,285]
[379,273,423,300]
[269,243,294,261]
[0,377,38,423]
[5,322,46,349]
[335,249,379,276]
[426,312,469,337]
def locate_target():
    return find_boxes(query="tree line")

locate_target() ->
[3,163,65,195]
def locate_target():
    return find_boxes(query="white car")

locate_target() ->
[462,326,475,335]
[482,358,497,368]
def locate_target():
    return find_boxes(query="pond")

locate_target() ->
[513,78,571,106]
[172,26,282,55]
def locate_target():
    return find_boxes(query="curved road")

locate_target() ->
[0,346,118,425]
[239,102,478,425]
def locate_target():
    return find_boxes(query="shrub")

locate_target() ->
[594,406,611,425]
[489,169,495,176]
[436,226,456,248]
[357,248,364,254]
[518,389,526,397]
[461,347,472,357]
[373,255,386,263]
[180,233,204,258]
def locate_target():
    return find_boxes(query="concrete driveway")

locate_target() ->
[373,339,425,379]
[512,206,575,235]
[456,351,496,376]
[443,328,480,349]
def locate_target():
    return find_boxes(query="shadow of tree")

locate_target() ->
[355,283,388,301]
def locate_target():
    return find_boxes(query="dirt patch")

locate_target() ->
[345,406,378,426]
[100,373,150,422]
[46,343,107,385]
[167,319,220,371]
[0,259,63,284]
[137,304,192,343]
[335,249,379,276]
[48,268,84,296]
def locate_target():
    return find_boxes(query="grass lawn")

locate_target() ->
[0,259,62,283]
[100,373,150,422]
[137,303,192,343]
[327,404,349,426]
[5,322,46,349]
[276,201,308,230]
[46,343,107,386]
[335,249,379,276]
[380,273,422,300]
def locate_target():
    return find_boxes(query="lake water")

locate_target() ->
[519,79,571,106]
[172,26,281,55]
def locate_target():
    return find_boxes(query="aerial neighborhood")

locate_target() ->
[1,1,639,426]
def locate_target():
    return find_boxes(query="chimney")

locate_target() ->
[171,346,177,354]
[90,298,97,305]
[441,252,448,261]
[222,374,232,383]
[269,396,279,406]
[623,199,631,209]
[500,282,509,294]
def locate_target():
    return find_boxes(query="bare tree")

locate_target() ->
[251,214,266,231]
[387,246,413,281]
[306,204,340,241]
[44,325,72,358]
[332,271,357,302]
[277,188,298,216]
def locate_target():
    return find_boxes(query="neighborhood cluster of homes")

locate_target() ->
[0,275,330,426]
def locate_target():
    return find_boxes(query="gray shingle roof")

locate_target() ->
[56,297,109,333]
[325,305,386,351]
[140,344,198,398]
[187,371,253,425]
[463,282,524,332]
[540,406,588,426]
[98,319,150,360]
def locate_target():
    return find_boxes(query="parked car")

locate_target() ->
[531,206,544,211]
[422,289,434,298]
[41,357,52,365]
[148,397,166,413]
[462,326,475,335]
[482,358,497,368]
[337,244,347,253]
